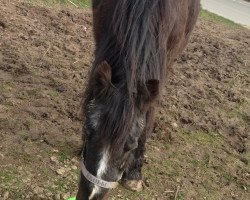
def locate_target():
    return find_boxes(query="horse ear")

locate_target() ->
[146,79,159,101]
[95,61,112,90]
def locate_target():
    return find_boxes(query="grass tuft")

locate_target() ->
[200,9,241,28]
[28,0,91,7]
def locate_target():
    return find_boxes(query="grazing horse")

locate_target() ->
[77,0,200,199]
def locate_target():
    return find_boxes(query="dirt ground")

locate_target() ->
[0,0,249,199]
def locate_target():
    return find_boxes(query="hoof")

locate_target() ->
[121,180,143,192]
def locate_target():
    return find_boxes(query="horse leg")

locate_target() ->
[122,106,155,191]
[121,132,146,191]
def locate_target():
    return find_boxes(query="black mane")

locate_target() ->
[83,0,200,151]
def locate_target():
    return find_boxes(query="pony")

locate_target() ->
[77,0,200,199]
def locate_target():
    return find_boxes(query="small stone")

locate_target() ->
[171,122,178,128]
[71,157,78,164]
[53,194,61,200]
[144,158,149,164]
[83,26,87,33]
[241,185,247,191]
[38,194,46,199]
[144,179,150,187]
[56,168,66,175]
[47,192,52,197]
[53,149,59,153]
[33,186,43,194]
[0,153,4,158]
[60,193,70,200]
[71,165,77,170]
[122,180,143,192]
[50,156,59,164]
[176,178,181,183]
[3,191,9,200]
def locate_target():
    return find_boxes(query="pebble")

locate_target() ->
[33,186,43,194]
[176,178,181,183]
[53,194,61,200]
[144,179,150,187]
[38,194,46,199]
[61,192,70,200]
[171,122,178,128]
[51,156,59,164]
[71,157,78,164]
[83,26,87,33]
[3,191,9,200]
[0,153,4,158]
[71,165,78,170]
[56,168,66,175]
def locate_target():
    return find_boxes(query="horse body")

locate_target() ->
[77,1,200,199]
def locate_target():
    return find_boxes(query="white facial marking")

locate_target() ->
[88,148,109,200]
[97,148,109,177]
[88,186,100,200]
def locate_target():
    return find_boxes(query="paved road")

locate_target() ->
[201,0,250,27]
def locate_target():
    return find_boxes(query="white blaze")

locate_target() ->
[89,148,109,200]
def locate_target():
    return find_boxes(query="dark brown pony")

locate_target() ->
[77,0,200,199]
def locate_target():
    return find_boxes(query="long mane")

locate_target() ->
[82,0,200,150]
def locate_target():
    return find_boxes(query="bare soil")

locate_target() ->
[0,0,249,199]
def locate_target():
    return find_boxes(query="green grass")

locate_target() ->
[178,130,223,148]
[200,9,241,28]
[57,0,91,7]
[0,169,18,183]
[28,0,91,7]
[58,151,70,163]
[19,131,30,141]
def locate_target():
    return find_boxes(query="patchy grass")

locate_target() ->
[0,100,14,106]
[110,129,249,199]
[200,9,241,28]
[19,131,30,141]
[58,151,70,163]
[179,130,223,147]
[0,168,18,184]
[0,166,27,199]
[28,0,91,7]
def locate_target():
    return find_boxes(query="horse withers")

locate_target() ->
[77,0,200,199]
